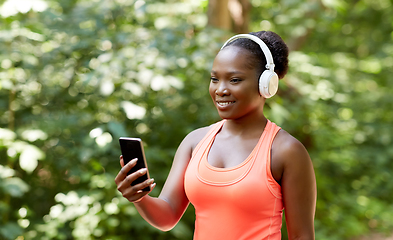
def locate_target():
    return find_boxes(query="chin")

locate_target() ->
[217,112,238,120]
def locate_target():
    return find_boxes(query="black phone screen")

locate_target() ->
[119,137,150,192]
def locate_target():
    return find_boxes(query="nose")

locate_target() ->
[215,82,230,96]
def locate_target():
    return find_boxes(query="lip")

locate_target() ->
[215,101,236,109]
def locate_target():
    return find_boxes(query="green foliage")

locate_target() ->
[1,0,392,239]
[0,0,219,239]
[250,0,393,239]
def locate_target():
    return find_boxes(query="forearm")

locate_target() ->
[133,195,185,231]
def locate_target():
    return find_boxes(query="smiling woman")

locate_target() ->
[209,45,263,120]
[115,31,316,240]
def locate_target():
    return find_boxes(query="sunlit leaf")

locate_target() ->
[1,177,30,197]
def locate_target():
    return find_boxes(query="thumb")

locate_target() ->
[120,155,125,167]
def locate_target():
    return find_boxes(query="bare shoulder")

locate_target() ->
[178,124,213,153]
[271,129,313,182]
[169,123,215,171]
[273,129,309,160]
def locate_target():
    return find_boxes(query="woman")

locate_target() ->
[115,31,317,239]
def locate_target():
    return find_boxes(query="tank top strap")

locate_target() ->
[191,120,226,159]
[254,120,282,199]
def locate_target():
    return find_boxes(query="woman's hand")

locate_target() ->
[115,156,155,203]
[112,128,207,231]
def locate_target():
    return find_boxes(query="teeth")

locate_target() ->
[217,101,234,106]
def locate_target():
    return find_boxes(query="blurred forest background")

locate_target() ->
[0,0,392,239]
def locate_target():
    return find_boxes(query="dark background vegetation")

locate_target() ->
[0,0,392,239]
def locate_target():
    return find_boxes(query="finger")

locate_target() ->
[116,167,148,191]
[134,177,155,193]
[122,178,155,202]
[120,176,154,195]
[115,158,138,184]
[140,177,155,190]
[122,168,148,188]
[128,189,150,203]
[132,183,155,203]
[120,155,124,167]
[121,158,138,175]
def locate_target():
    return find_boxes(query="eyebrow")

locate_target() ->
[210,70,245,75]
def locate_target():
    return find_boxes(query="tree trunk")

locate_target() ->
[207,0,250,33]
[207,0,231,31]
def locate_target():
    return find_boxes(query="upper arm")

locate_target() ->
[272,131,317,240]
[158,127,210,219]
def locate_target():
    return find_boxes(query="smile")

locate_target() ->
[216,101,235,107]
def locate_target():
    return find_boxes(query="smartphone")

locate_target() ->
[119,137,151,192]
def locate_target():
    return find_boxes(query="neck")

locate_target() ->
[223,111,267,137]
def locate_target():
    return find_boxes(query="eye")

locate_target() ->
[210,77,218,83]
[230,78,242,83]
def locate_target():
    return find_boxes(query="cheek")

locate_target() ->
[238,83,259,98]
[237,86,263,107]
[209,83,215,99]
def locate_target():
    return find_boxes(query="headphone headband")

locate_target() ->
[220,33,279,98]
[220,34,275,72]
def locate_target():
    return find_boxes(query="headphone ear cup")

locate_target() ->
[259,70,279,98]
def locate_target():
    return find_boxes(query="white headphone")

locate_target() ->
[221,34,279,98]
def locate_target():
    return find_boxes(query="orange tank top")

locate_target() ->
[184,120,283,240]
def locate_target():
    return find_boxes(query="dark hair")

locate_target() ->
[223,31,289,79]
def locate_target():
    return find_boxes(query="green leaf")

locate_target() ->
[1,177,30,197]
[0,223,23,240]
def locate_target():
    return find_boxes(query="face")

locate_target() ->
[209,46,265,120]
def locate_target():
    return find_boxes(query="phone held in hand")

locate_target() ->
[119,137,151,192]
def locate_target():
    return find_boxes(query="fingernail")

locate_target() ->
[148,178,154,184]
[139,168,147,174]
[131,158,138,164]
